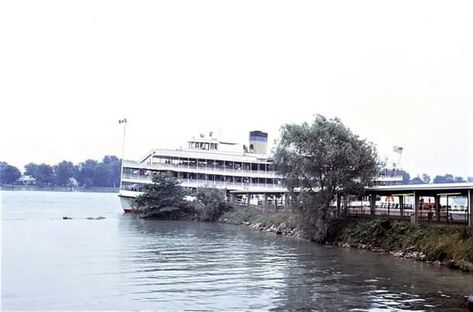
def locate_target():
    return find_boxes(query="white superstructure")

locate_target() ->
[118,131,286,209]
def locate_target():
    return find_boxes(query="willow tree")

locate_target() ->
[274,114,381,242]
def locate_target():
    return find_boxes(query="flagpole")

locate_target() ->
[120,119,127,190]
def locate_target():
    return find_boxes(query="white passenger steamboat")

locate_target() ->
[118,131,286,211]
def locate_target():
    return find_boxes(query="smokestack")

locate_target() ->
[249,130,268,155]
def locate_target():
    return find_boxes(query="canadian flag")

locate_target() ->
[393,145,403,153]
[118,118,127,124]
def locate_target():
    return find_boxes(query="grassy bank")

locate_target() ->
[334,218,473,272]
[220,207,302,237]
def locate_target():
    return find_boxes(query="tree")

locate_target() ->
[0,163,21,185]
[36,164,54,186]
[409,177,424,184]
[433,174,455,184]
[132,173,193,219]
[93,163,112,187]
[53,161,76,186]
[274,114,381,242]
[399,170,411,184]
[421,174,431,184]
[193,188,232,221]
[77,159,98,187]
[102,155,121,187]
[24,163,39,179]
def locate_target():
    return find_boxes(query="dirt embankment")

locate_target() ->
[333,217,473,272]
[220,207,303,238]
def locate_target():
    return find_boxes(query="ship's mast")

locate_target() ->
[119,118,127,190]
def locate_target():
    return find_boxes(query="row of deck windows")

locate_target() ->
[123,168,280,185]
[149,156,275,171]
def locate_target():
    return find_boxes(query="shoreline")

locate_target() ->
[220,207,473,273]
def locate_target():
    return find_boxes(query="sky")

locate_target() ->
[1,0,472,178]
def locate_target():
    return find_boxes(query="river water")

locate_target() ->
[2,190,472,311]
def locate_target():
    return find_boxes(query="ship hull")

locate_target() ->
[118,190,141,213]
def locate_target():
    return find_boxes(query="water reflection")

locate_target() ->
[2,191,471,311]
[119,217,472,311]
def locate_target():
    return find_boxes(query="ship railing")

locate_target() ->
[122,174,282,190]
[141,163,278,177]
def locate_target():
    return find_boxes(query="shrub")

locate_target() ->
[193,188,232,222]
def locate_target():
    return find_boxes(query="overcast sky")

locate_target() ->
[1,0,472,177]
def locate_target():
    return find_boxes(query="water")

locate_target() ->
[2,190,472,311]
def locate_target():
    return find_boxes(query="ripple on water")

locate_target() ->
[2,191,473,311]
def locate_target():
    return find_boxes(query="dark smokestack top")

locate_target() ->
[249,130,268,141]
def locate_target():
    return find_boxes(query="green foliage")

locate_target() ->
[222,206,297,228]
[274,114,381,242]
[53,161,76,186]
[76,156,120,188]
[77,159,99,187]
[0,162,21,185]
[433,174,466,184]
[193,188,232,221]
[24,163,38,177]
[102,155,121,187]
[132,173,194,219]
[9,155,120,188]
[35,164,54,186]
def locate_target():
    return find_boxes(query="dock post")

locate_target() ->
[413,191,419,225]
[435,194,441,222]
[370,193,376,216]
[469,190,473,228]
[399,195,404,218]
[336,194,341,217]
[343,195,348,216]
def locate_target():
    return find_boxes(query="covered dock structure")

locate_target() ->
[228,183,473,228]
[364,183,473,227]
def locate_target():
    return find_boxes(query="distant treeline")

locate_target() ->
[0,155,121,188]
[0,157,472,188]
[379,168,472,184]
